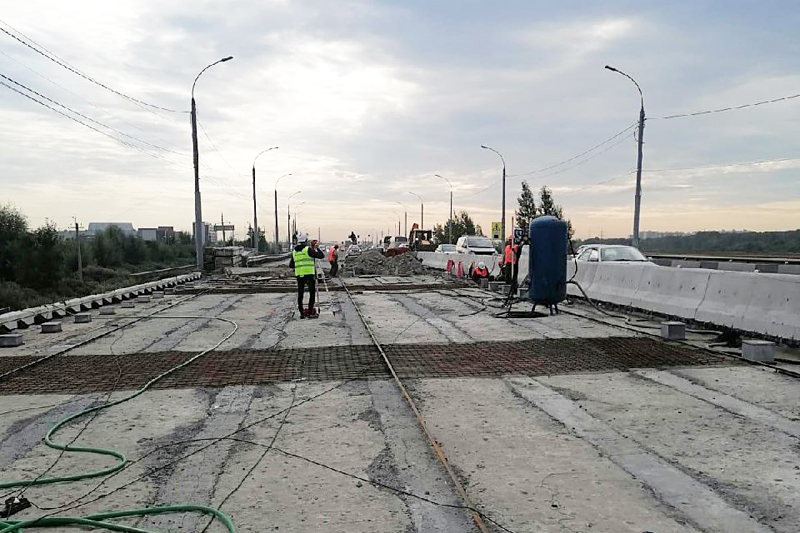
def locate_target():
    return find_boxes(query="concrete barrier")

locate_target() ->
[566,260,599,298]
[630,266,711,319]
[695,270,755,330]
[740,274,800,341]
[588,263,647,307]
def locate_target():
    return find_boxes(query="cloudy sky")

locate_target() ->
[1,0,799,241]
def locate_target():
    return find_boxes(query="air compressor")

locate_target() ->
[527,216,568,314]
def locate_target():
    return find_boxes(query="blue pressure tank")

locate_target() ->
[527,216,568,305]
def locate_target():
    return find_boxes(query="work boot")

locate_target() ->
[308,308,319,319]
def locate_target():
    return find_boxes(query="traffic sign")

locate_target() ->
[491,222,501,240]
[214,224,234,232]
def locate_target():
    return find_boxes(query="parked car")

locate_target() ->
[348,245,362,255]
[575,244,650,263]
[386,236,409,257]
[435,244,457,254]
[455,235,497,256]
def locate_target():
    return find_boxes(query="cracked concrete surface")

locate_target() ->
[1,276,799,532]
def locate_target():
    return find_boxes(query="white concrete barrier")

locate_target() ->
[695,270,755,330]
[740,274,800,341]
[588,263,646,307]
[630,266,711,319]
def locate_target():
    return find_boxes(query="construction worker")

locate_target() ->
[328,244,340,277]
[501,238,515,282]
[470,261,491,284]
[289,232,324,318]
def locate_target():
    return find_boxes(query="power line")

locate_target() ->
[508,122,638,177]
[0,20,185,114]
[0,72,184,155]
[655,91,800,120]
[197,118,248,178]
[645,156,800,173]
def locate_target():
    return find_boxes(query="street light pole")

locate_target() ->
[394,201,408,237]
[408,191,424,230]
[606,65,645,249]
[274,173,292,252]
[434,174,453,243]
[191,56,233,268]
[252,147,278,252]
[481,145,506,242]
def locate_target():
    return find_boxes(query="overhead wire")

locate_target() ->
[655,91,800,120]
[0,72,183,155]
[0,20,185,114]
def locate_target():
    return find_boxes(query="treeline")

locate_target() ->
[576,230,800,255]
[0,204,195,310]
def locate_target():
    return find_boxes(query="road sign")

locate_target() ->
[214,224,234,232]
[491,222,501,240]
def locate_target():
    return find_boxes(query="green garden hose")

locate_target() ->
[0,313,240,532]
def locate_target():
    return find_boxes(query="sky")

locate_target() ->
[1,0,799,242]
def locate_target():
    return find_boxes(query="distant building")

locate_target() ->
[156,226,175,242]
[138,228,158,241]
[638,231,694,240]
[88,222,136,236]
[192,221,217,245]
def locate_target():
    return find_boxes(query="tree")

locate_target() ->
[433,211,477,243]
[0,204,28,282]
[537,185,574,238]
[515,181,537,230]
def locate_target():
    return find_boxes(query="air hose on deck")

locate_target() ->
[0,313,240,533]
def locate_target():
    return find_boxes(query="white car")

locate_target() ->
[575,244,650,263]
[348,245,362,255]
[455,235,497,256]
[435,244,457,254]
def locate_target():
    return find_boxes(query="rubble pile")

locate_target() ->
[344,249,426,276]
[386,253,425,276]
[347,249,387,275]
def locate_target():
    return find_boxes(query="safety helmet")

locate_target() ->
[297,232,309,243]
[478,261,486,269]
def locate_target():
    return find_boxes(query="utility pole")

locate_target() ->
[74,218,83,283]
[434,174,454,243]
[252,167,258,251]
[274,189,279,252]
[221,213,226,242]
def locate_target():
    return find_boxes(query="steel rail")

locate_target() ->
[340,279,491,533]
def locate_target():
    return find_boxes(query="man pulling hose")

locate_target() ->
[289,232,324,318]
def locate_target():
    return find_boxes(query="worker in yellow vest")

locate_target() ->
[289,232,324,318]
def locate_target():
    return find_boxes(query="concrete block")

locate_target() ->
[742,339,775,363]
[778,265,800,276]
[489,281,500,292]
[719,262,756,273]
[121,301,135,308]
[99,307,116,315]
[74,313,92,323]
[480,278,489,290]
[152,291,164,299]
[137,296,151,303]
[755,264,779,274]
[661,321,686,340]
[41,321,62,333]
[700,261,719,270]
[164,288,175,295]
[0,333,24,347]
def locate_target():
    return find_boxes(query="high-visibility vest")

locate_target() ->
[293,246,315,276]
[504,245,514,263]
[475,267,488,277]
[328,248,336,262]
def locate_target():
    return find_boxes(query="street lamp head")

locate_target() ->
[604,65,618,72]
[480,145,488,149]
[221,56,234,62]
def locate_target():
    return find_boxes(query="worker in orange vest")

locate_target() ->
[501,238,515,281]
[327,244,340,277]
[470,261,491,283]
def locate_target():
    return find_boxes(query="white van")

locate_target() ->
[455,235,497,255]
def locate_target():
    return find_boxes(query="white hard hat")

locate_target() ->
[478,261,486,269]
[297,232,309,243]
